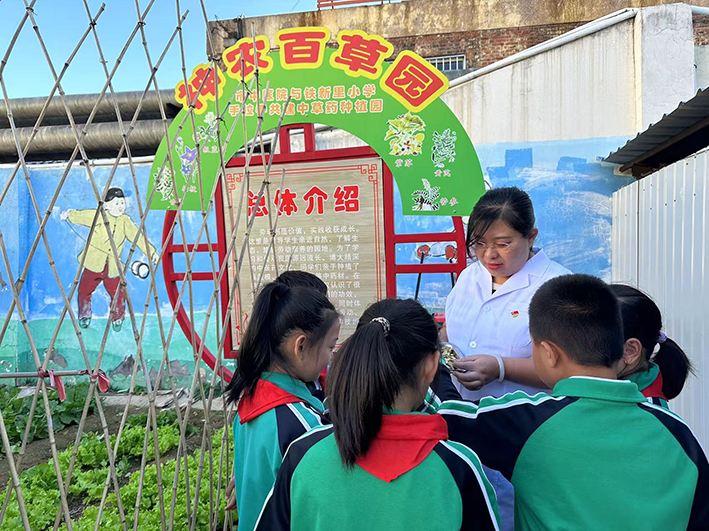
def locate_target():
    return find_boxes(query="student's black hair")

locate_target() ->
[466,186,536,259]
[274,270,328,295]
[610,284,694,400]
[327,298,439,467]
[529,274,623,368]
[225,281,338,404]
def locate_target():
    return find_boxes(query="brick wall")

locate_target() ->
[694,15,709,45]
[388,21,585,70]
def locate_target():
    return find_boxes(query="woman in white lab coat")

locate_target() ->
[444,186,570,399]
[442,187,570,531]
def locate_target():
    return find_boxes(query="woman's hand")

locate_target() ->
[451,355,500,391]
[226,476,236,511]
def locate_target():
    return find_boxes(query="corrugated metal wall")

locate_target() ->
[612,149,708,448]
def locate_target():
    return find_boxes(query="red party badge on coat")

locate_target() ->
[511,311,520,318]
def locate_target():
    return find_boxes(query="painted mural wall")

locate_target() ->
[5,6,700,388]
[395,136,633,310]
[0,163,221,390]
[0,133,631,388]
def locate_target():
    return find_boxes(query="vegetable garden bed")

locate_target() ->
[0,385,235,530]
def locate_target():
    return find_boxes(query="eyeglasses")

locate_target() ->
[471,238,525,254]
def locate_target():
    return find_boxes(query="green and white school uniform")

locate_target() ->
[233,372,327,531]
[627,362,669,408]
[437,377,708,531]
[255,411,500,531]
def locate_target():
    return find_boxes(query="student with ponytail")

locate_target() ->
[274,270,330,401]
[611,284,694,407]
[225,281,340,531]
[255,299,500,531]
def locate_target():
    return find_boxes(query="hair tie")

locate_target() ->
[371,317,390,337]
[658,332,667,344]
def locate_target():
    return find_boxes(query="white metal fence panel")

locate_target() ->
[612,149,709,448]
[611,179,638,285]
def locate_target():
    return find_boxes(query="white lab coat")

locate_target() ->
[445,249,571,401]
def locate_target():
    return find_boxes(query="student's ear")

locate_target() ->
[622,338,643,367]
[292,334,308,360]
[421,351,440,386]
[540,341,561,368]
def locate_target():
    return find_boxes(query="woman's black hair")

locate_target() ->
[465,187,536,259]
[275,270,328,295]
[611,284,694,400]
[226,282,338,404]
[327,298,439,467]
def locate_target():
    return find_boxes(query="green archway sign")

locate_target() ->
[148,27,485,216]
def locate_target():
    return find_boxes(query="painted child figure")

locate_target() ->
[224,282,339,531]
[255,299,499,531]
[61,187,157,331]
[437,275,708,531]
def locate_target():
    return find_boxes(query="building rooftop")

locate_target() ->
[604,87,709,178]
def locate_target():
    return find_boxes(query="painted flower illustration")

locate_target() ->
[197,111,219,143]
[154,167,174,202]
[411,178,441,211]
[384,112,426,157]
[180,146,198,176]
[431,128,457,168]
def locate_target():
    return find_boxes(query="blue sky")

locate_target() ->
[0,0,315,98]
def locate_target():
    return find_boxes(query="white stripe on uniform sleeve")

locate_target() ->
[440,440,500,531]
[438,395,567,420]
[287,402,323,430]
[640,402,707,460]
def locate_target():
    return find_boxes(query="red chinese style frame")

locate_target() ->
[224,161,386,300]
[162,124,466,382]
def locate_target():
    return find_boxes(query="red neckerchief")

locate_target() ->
[356,413,449,482]
[237,379,305,424]
[642,369,667,401]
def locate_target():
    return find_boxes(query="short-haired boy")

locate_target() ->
[437,274,708,530]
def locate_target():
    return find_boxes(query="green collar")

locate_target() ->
[625,362,660,392]
[552,376,645,403]
[383,408,428,416]
[262,371,324,413]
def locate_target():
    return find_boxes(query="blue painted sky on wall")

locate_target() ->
[0,163,223,375]
[0,163,227,332]
[0,134,633,374]
[0,135,633,320]
[395,136,634,310]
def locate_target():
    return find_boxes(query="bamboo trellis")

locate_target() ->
[0,2,287,530]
